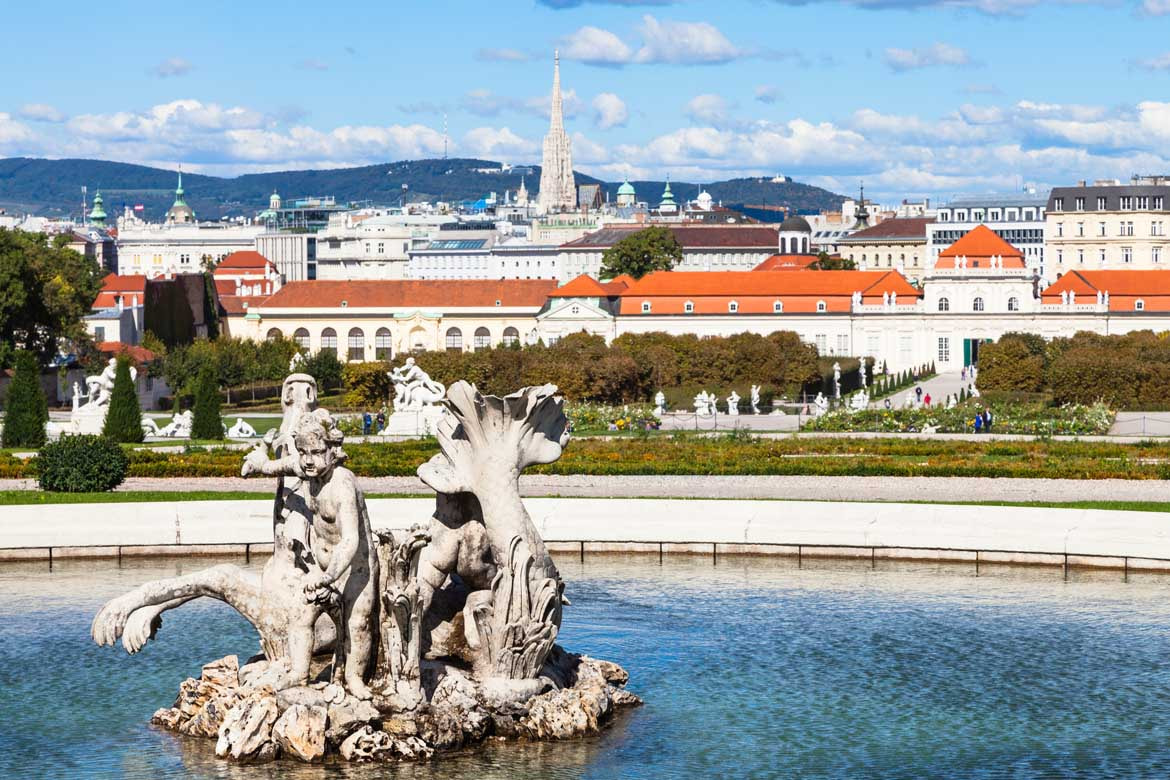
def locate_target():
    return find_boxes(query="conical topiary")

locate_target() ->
[2,350,48,448]
[190,365,224,440]
[102,355,144,443]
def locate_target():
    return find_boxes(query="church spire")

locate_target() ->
[537,50,576,214]
[550,50,564,133]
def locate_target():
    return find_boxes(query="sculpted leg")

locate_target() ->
[343,577,378,699]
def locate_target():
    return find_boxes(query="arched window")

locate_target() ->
[293,328,310,349]
[1007,297,1019,312]
[802,237,808,253]
[502,326,520,347]
[1136,299,1145,311]
[375,327,392,360]
[973,297,985,312]
[473,327,491,350]
[347,327,365,361]
[445,327,463,352]
[816,300,827,313]
[938,297,950,312]
[684,301,694,313]
[266,327,282,341]
[320,327,338,354]
[773,300,783,313]
[781,237,788,254]
[728,301,739,313]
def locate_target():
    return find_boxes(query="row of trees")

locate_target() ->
[979,330,1170,409]
[339,331,824,407]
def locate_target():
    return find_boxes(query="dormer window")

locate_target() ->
[1136,299,1145,311]
[684,301,694,313]
[728,301,739,313]
[773,300,783,313]
[816,300,827,313]
[641,301,651,313]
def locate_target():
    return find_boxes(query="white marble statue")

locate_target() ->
[289,351,305,372]
[970,384,981,398]
[81,357,137,409]
[653,390,666,416]
[832,362,842,399]
[389,357,446,411]
[227,417,259,438]
[859,359,867,389]
[157,410,193,438]
[750,385,761,415]
[848,390,869,412]
[90,374,638,763]
[141,418,162,437]
[904,390,916,409]
[812,392,829,416]
[946,394,957,409]
[726,390,741,416]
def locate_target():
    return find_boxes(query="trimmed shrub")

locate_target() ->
[304,349,344,392]
[190,365,224,440]
[342,361,391,408]
[38,434,128,492]
[102,356,145,443]
[2,350,48,448]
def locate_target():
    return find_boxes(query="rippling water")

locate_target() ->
[3,554,1170,779]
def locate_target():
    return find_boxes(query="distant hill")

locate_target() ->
[0,157,845,222]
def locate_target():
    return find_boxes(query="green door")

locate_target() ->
[962,338,972,366]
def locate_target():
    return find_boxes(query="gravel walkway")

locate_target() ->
[2,475,1166,503]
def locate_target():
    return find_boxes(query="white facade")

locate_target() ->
[255,232,315,282]
[929,193,1047,277]
[116,222,265,277]
[315,211,453,280]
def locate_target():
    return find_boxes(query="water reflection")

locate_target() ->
[3,553,1170,779]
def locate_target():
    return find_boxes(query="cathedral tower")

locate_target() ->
[537,51,576,214]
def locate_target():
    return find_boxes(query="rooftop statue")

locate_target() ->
[91,372,638,764]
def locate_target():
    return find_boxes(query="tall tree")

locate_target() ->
[1,350,48,448]
[190,364,224,440]
[600,227,682,280]
[0,229,105,365]
[101,355,145,443]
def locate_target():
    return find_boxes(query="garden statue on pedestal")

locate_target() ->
[228,418,259,438]
[70,357,137,434]
[726,390,740,416]
[832,362,841,400]
[750,385,761,415]
[157,410,193,438]
[91,372,639,764]
[693,390,714,416]
[381,358,447,435]
[812,392,829,416]
[653,391,666,417]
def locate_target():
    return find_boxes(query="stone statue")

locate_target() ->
[848,390,869,412]
[82,357,136,409]
[389,358,446,412]
[726,390,740,416]
[946,393,957,409]
[859,359,867,389]
[832,362,842,400]
[693,391,710,416]
[905,390,916,409]
[750,385,761,415]
[289,352,305,372]
[228,418,258,438]
[653,391,666,416]
[812,392,829,416]
[141,418,162,437]
[157,410,193,438]
[91,373,638,764]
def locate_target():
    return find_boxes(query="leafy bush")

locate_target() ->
[190,365,224,440]
[102,356,144,443]
[342,361,391,408]
[2,350,47,448]
[304,349,344,392]
[808,400,1113,436]
[37,435,128,492]
[564,401,659,432]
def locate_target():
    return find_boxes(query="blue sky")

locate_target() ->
[2,0,1170,200]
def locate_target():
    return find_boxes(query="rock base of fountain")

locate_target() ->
[151,649,640,763]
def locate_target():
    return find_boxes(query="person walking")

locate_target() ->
[985,408,993,432]
[375,409,386,433]
[915,385,923,403]
[974,411,984,433]
[924,393,932,407]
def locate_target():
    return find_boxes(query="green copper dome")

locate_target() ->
[88,190,107,225]
[617,179,636,196]
[660,178,676,208]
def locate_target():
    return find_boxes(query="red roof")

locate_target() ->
[1043,270,1170,312]
[93,274,148,309]
[563,225,779,250]
[549,274,630,297]
[754,254,820,271]
[619,270,920,314]
[936,225,1026,269]
[97,341,156,363]
[216,250,275,271]
[255,279,558,310]
[841,217,934,242]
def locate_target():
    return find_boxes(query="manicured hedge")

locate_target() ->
[37,435,128,492]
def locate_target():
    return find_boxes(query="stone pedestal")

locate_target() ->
[378,406,445,437]
[70,405,107,434]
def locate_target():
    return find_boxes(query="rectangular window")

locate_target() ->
[1056,222,1063,237]
[1057,249,1063,264]
[1054,198,1064,211]
[94,326,105,341]
[1075,197,1085,211]
[1100,249,1107,264]
[867,333,879,354]
[815,334,827,353]
[1078,249,1084,264]
[1157,196,1165,210]
[1097,196,1107,210]
[1121,196,1134,210]
[1123,247,1133,263]
[836,334,848,354]
[1139,196,1150,210]
[1155,247,1162,263]
[938,337,950,364]
[1100,222,1107,237]
[1077,222,1084,237]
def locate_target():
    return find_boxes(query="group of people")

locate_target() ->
[973,408,994,433]
[361,409,387,435]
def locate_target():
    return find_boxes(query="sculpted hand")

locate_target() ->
[303,570,334,604]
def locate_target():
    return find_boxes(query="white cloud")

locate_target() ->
[461,126,537,159]
[883,43,972,71]
[1136,51,1170,70]
[461,88,582,119]
[561,15,744,66]
[633,16,743,64]
[754,85,780,104]
[19,104,65,123]
[476,48,531,62]
[152,57,193,78]
[592,93,628,129]
[1142,0,1170,14]
[0,113,34,148]
[684,94,733,124]
[570,131,610,163]
[560,26,635,65]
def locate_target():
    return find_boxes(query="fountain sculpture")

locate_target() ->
[91,372,639,763]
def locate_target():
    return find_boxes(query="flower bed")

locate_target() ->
[564,402,660,433]
[807,401,1114,436]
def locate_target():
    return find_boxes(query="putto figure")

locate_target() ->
[91,372,639,764]
[388,357,445,411]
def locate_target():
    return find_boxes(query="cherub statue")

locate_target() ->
[750,385,761,415]
[242,409,381,699]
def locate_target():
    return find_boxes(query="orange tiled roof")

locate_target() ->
[216,250,276,271]
[256,279,558,310]
[936,225,1026,268]
[753,254,820,271]
[619,270,919,314]
[607,273,636,288]
[97,341,156,363]
[550,274,610,297]
[1043,270,1170,311]
[93,274,148,309]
